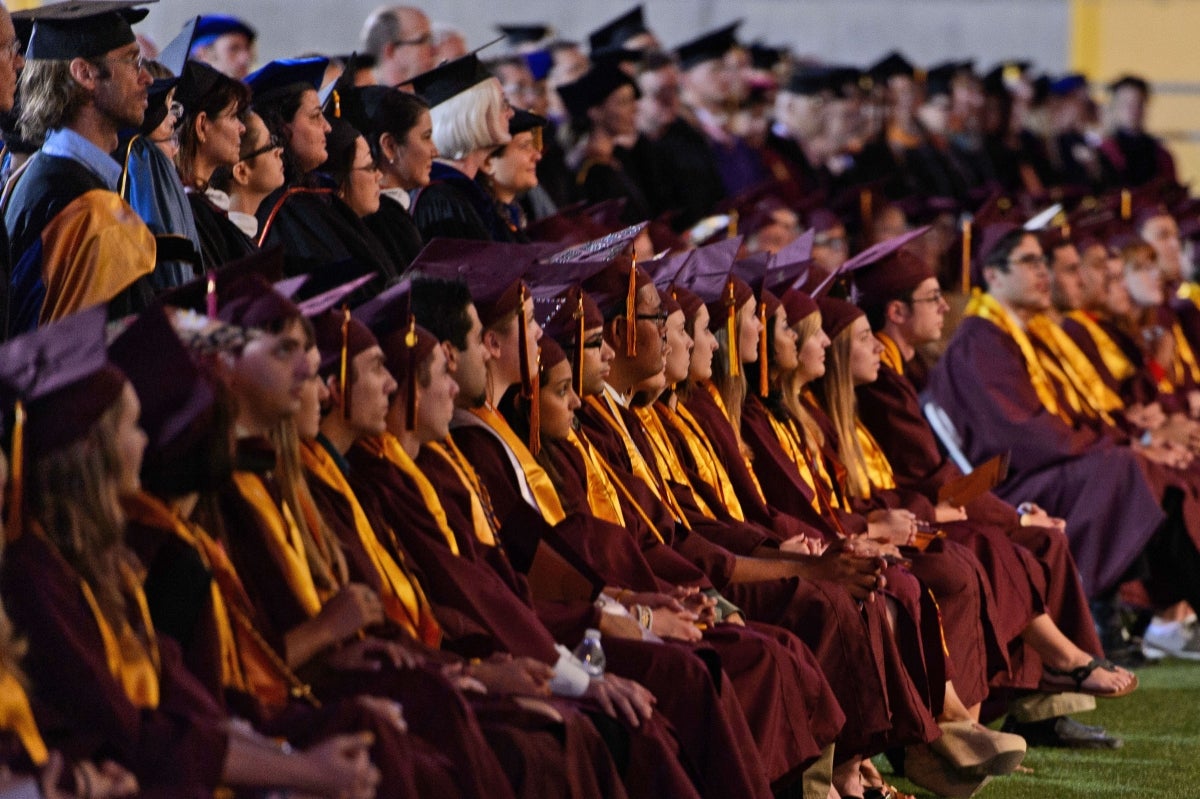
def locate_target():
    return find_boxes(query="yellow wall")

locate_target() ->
[1071,0,1200,185]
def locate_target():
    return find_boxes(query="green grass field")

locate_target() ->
[876,657,1200,799]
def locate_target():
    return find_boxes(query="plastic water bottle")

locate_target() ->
[572,628,606,677]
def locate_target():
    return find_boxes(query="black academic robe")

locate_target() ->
[411,162,496,242]
[651,119,728,231]
[363,193,424,272]
[1099,130,1177,188]
[187,192,258,270]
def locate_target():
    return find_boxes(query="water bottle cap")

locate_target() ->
[584,628,602,639]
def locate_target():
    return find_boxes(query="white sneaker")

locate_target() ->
[1142,620,1200,661]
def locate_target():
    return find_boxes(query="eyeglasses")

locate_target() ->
[814,235,848,251]
[239,133,283,162]
[103,52,150,73]
[167,101,184,121]
[1008,253,1049,270]
[636,311,669,328]
[909,290,944,305]
[350,161,382,174]
[0,39,20,60]
[392,33,432,48]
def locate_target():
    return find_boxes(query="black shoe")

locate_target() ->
[1001,715,1123,749]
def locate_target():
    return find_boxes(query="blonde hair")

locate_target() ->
[431,78,511,160]
[814,326,871,499]
[779,312,825,451]
[711,325,749,456]
[18,60,91,145]
[270,421,350,593]
[26,392,129,628]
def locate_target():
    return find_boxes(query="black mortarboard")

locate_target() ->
[157,15,199,77]
[786,66,835,96]
[588,6,649,54]
[24,0,154,61]
[509,108,547,138]
[982,60,1032,95]
[193,14,255,46]
[924,61,961,99]
[868,50,915,83]
[108,305,215,466]
[748,42,786,72]
[674,21,741,71]
[556,63,640,120]
[174,60,228,112]
[498,24,552,49]
[246,57,327,106]
[409,53,493,107]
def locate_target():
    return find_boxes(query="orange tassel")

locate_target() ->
[517,284,533,399]
[404,315,418,431]
[625,255,638,357]
[206,270,218,318]
[758,301,769,397]
[574,292,585,397]
[960,219,972,295]
[726,279,740,378]
[5,401,23,542]
[1121,189,1132,221]
[529,350,541,457]
[339,306,351,420]
[332,89,341,119]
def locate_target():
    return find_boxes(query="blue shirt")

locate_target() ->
[41,127,122,191]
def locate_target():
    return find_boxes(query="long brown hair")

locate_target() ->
[813,326,871,499]
[779,312,826,451]
[711,325,749,456]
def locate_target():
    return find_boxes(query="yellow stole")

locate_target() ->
[300,442,441,647]
[1064,311,1137,382]
[764,412,824,513]
[0,672,47,766]
[854,419,898,490]
[661,404,747,522]
[1170,323,1200,386]
[562,430,626,526]
[122,492,246,695]
[1178,281,1200,311]
[635,406,716,520]
[964,291,1073,424]
[424,440,500,548]
[232,472,323,617]
[701,382,769,502]
[1027,314,1123,424]
[877,332,905,375]
[358,435,459,555]
[470,405,567,525]
[78,560,160,710]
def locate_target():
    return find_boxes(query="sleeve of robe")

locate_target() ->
[410,183,492,242]
[0,533,228,791]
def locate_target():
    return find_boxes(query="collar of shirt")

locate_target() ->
[316,432,353,477]
[381,186,411,211]
[42,127,122,190]
[602,381,629,408]
[693,106,734,147]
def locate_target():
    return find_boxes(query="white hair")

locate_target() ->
[430,78,511,160]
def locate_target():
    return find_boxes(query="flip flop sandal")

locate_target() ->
[1043,657,1139,698]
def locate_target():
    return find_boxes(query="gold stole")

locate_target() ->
[567,430,666,543]
[424,440,500,548]
[1026,315,1119,424]
[563,430,626,526]
[1179,282,1200,310]
[877,332,905,375]
[470,405,566,525]
[0,672,48,766]
[1064,311,1138,382]
[1170,323,1200,385]
[661,404,748,521]
[586,393,691,526]
[764,412,823,513]
[964,291,1073,424]
[701,382,769,502]
[854,420,898,490]
[300,442,441,647]
[232,472,323,617]
[359,435,460,555]
[122,492,246,695]
[635,406,716,520]
[78,559,160,710]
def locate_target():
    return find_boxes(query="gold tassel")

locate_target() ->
[1121,189,1132,221]
[726,279,740,378]
[332,89,341,119]
[6,401,23,541]
[339,306,351,420]
[960,219,972,294]
[758,300,769,397]
[206,270,218,318]
[404,315,418,431]
[625,254,638,357]
[574,292,585,397]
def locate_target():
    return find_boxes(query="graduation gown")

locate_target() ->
[926,315,1165,597]
[256,184,398,282]
[187,191,258,270]
[363,192,424,272]
[410,162,496,242]
[651,118,728,231]
[5,153,155,333]
[118,135,202,290]
[0,531,227,798]
[1099,129,1177,188]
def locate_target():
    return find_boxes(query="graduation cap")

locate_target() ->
[534,281,605,396]
[588,6,649,54]
[108,305,216,468]
[174,60,232,114]
[785,66,835,97]
[780,287,819,327]
[811,225,931,299]
[868,50,916,83]
[845,227,934,310]
[156,15,199,77]
[1048,73,1088,97]
[497,24,552,50]
[509,108,547,150]
[924,61,962,99]
[246,57,328,106]
[674,21,741,71]
[23,0,154,61]
[352,276,437,429]
[158,246,297,330]
[1108,74,1149,95]
[982,60,1032,95]
[523,49,553,82]
[409,52,493,107]
[748,42,786,72]
[0,305,125,539]
[544,220,646,264]
[309,297,378,420]
[193,14,255,47]
[816,295,864,341]
[557,63,640,121]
